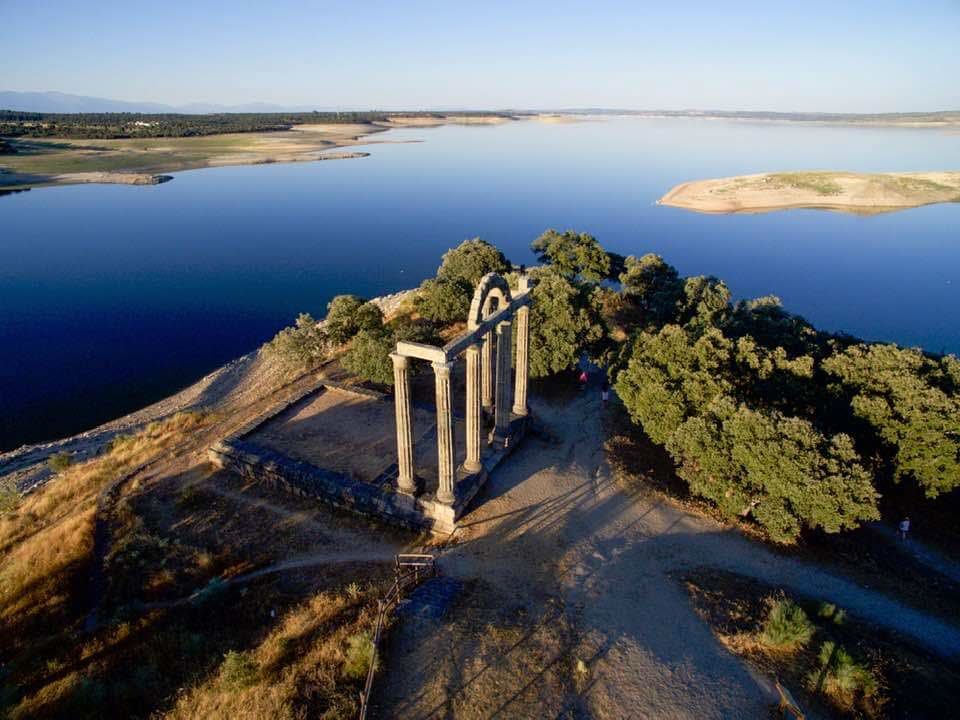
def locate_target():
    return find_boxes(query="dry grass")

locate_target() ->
[0,412,210,623]
[0,412,213,715]
[684,569,960,719]
[166,584,381,720]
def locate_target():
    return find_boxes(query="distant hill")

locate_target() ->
[0,91,327,114]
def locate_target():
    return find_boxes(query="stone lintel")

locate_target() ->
[443,292,530,358]
[395,340,447,363]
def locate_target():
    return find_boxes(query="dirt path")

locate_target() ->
[865,522,960,584]
[377,385,960,719]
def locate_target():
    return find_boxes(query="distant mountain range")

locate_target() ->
[0,91,330,114]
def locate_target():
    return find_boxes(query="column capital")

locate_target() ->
[432,359,453,376]
[390,352,409,369]
[465,343,481,357]
[496,319,512,333]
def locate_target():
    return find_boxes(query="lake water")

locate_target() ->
[2,118,959,451]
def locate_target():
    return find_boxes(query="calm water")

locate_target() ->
[2,118,959,451]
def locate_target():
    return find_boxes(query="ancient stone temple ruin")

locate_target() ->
[209,271,533,532]
[390,271,532,514]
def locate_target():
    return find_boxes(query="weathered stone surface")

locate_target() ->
[390,353,417,494]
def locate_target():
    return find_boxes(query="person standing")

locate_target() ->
[899,516,911,541]
[601,381,610,405]
[578,369,588,390]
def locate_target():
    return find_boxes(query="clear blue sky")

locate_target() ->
[3,0,958,111]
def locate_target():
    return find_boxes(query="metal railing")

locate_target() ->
[358,554,437,720]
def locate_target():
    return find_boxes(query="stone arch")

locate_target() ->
[467,272,513,329]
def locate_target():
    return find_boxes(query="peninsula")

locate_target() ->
[658,171,960,215]
[0,111,522,190]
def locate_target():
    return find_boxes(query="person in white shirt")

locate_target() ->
[899,517,911,541]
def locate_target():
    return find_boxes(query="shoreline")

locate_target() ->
[0,113,594,191]
[0,114,581,192]
[659,171,960,215]
[0,289,415,494]
[0,123,393,191]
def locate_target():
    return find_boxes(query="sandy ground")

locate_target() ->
[249,387,436,484]
[50,171,173,185]
[374,381,960,718]
[376,116,517,127]
[659,171,960,214]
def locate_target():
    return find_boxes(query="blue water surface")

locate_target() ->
[1,118,958,450]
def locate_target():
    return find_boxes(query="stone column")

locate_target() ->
[390,353,416,494]
[481,331,494,410]
[512,304,530,416]
[433,360,456,505]
[493,320,513,443]
[464,344,482,472]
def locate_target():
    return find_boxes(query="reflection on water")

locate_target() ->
[1,118,958,449]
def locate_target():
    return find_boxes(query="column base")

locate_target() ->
[397,478,419,496]
[462,460,483,474]
[435,490,455,506]
[512,405,528,417]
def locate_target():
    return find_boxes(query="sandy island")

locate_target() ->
[659,171,960,215]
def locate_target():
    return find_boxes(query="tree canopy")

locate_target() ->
[532,229,611,282]
[325,295,384,344]
[436,237,511,288]
[824,344,960,497]
[415,238,511,323]
[341,330,395,386]
[263,313,330,369]
[668,397,878,542]
[608,249,959,541]
[527,267,604,377]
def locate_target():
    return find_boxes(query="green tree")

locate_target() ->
[531,229,611,282]
[668,397,878,542]
[727,295,822,357]
[414,277,472,323]
[824,344,960,497]
[264,313,330,368]
[389,315,442,345]
[414,238,511,324]
[619,253,683,327]
[614,325,733,443]
[677,275,731,333]
[325,295,384,344]
[436,237,511,288]
[341,330,395,385]
[527,267,604,377]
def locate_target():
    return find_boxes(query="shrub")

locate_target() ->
[759,597,815,650]
[817,602,846,625]
[341,330,395,385]
[414,277,471,323]
[343,631,376,680]
[264,312,331,369]
[389,315,442,346]
[47,451,73,472]
[808,641,880,704]
[219,650,259,689]
[325,295,384,344]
